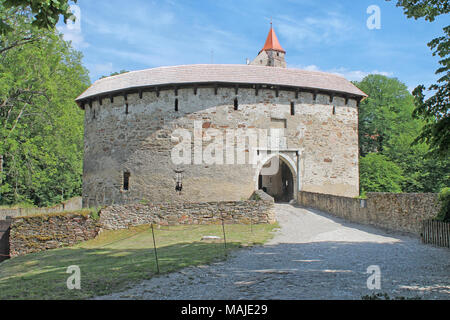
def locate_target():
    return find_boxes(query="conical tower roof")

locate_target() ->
[259,26,285,54]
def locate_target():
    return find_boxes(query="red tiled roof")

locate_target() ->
[260,26,285,54]
[76,64,367,102]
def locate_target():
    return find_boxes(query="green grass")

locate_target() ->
[0,223,278,300]
[0,202,36,209]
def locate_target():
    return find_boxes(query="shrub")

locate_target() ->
[360,153,404,193]
[436,187,450,222]
[89,207,102,221]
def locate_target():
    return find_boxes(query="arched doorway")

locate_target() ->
[257,155,296,202]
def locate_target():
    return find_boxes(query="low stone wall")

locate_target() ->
[0,197,83,220]
[99,198,275,230]
[7,194,274,257]
[9,211,100,257]
[298,191,440,235]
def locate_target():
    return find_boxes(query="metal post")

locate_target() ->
[250,209,253,233]
[151,223,160,274]
[221,212,227,256]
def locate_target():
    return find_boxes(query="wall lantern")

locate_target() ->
[174,168,184,193]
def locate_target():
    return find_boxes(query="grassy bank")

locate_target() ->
[0,223,277,300]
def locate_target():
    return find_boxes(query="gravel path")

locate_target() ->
[95,204,450,300]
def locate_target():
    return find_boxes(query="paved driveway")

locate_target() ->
[96,204,450,300]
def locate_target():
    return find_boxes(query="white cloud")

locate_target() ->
[57,26,90,49]
[292,64,394,82]
[57,4,90,49]
[82,4,250,69]
[275,11,354,48]
[330,68,394,81]
[302,64,321,71]
[88,62,115,79]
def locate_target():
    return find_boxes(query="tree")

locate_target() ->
[388,0,449,157]
[0,4,89,206]
[360,153,404,193]
[0,0,77,35]
[99,70,129,80]
[355,75,417,157]
[355,74,449,193]
[389,0,449,22]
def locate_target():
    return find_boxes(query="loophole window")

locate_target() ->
[123,172,130,191]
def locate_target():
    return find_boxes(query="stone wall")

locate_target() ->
[99,198,276,230]
[6,195,274,257]
[0,219,11,262]
[9,211,100,257]
[0,197,82,220]
[298,191,440,235]
[83,86,360,207]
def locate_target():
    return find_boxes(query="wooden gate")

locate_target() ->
[0,219,11,262]
[422,220,450,248]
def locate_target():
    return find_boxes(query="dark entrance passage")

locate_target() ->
[258,157,294,202]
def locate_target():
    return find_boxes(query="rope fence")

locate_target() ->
[146,212,258,275]
[0,210,262,271]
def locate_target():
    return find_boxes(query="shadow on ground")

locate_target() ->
[0,241,237,300]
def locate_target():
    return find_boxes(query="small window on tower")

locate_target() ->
[123,172,130,191]
[290,102,295,115]
[234,98,238,110]
[125,103,129,114]
[175,98,179,112]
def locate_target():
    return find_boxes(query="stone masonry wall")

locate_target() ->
[7,194,274,257]
[0,197,83,220]
[83,86,359,207]
[99,198,276,230]
[298,191,440,235]
[9,211,100,257]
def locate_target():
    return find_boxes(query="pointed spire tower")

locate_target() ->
[250,23,286,68]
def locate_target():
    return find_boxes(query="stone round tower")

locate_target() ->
[76,27,367,208]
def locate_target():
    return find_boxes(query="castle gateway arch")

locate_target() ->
[256,153,298,203]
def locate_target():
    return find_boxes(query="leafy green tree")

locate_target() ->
[383,129,449,192]
[355,75,417,157]
[355,74,449,193]
[360,153,404,193]
[0,4,89,206]
[389,0,449,22]
[0,0,77,35]
[388,0,449,157]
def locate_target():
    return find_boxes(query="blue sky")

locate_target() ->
[57,0,448,91]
